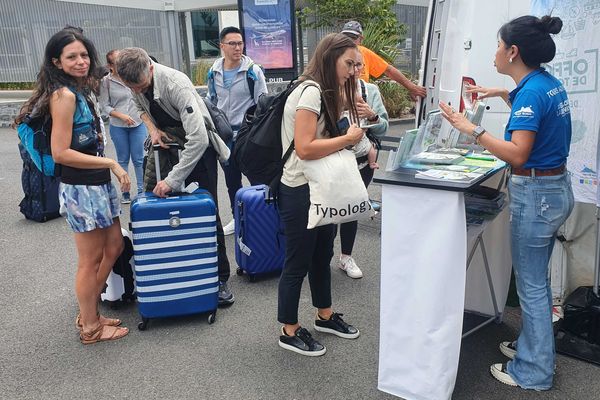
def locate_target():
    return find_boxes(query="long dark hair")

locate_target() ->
[302,33,359,137]
[14,28,100,125]
[499,15,563,68]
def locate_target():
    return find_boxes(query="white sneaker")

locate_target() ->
[338,256,363,279]
[223,219,235,236]
[490,363,518,387]
[499,341,517,360]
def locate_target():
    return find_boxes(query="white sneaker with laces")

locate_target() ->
[490,363,518,387]
[338,256,363,279]
[499,341,517,360]
[223,219,235,236]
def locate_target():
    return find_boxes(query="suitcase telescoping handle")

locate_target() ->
[153,143,181,182]
[151,143,208,197]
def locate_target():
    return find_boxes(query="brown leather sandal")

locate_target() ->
[80,324,129,345]
[75,313,122,330]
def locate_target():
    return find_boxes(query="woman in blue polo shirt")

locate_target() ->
[440,15,574,390]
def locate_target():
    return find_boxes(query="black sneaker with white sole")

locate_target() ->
[218,281,235,306]
[278,327,326,356]
[499,341,517,359]
[314,313,360,339]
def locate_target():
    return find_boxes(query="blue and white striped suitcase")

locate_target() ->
[130,190,218,330]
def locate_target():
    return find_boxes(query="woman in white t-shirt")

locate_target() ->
[277,33,365,357]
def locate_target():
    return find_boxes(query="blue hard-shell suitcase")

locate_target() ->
[130,145,218,330]
[234,185,285,281]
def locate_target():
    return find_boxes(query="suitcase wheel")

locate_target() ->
[236,267,244,276]
[208,313,216,324]
[248,274,257,283]
[138,318,149,331]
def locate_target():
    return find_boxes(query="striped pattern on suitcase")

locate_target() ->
[130,191,218,320]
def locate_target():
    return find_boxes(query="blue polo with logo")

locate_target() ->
[505,68,571,169]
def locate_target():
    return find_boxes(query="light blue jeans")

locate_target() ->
[506,172,574,390]
[109,124,147,195]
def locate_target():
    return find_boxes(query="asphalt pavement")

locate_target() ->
[1,121,599,400]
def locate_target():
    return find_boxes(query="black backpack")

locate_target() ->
[233,80,320,188]
[202,97,234,143]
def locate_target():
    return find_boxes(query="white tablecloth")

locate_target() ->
[378,185,467,400]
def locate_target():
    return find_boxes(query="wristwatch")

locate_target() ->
[472,125,486,140]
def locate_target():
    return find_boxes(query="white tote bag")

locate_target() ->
[303,149,376,229]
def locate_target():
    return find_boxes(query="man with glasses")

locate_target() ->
[116,47,236,306]
[341,21,426,101]
[207,26,268,236]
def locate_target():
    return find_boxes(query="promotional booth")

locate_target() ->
[375,157,512,400]
[375,0,600,398]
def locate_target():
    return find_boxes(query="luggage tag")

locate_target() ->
[183,182,199,193]
[237,237,252,256]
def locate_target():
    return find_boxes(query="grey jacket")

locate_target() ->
[208,55,267,131]
[132,62,230,191]
[99,74,142,128]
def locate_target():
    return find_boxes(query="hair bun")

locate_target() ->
[541,16,563,34]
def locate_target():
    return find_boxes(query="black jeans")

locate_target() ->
[220,139,259,214]
[185,146,231,282]
[277,183,336,324]
[338,164,374,255]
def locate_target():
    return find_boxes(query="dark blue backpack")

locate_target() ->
[17,113,56,176]
[18,143,61,222]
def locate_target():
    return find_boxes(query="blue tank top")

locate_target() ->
[60,88,111,185]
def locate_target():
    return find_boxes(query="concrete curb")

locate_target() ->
[0,90,33,99]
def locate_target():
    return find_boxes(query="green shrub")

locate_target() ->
[0,82,35,90]
[192,60,213,86]
[375,79,412,118]
[361,21,403,65]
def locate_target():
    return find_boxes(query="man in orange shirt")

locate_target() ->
[341,21,426,101]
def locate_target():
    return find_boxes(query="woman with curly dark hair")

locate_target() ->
[16,27,130,344]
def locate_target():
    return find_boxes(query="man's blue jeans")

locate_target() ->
[109,124,147,195]
[506,172,574,390]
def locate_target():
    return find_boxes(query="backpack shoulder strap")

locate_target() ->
[360,79,367,102]
[299,82,323,115]
[207,67,217,103]
[246,63,256,101]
